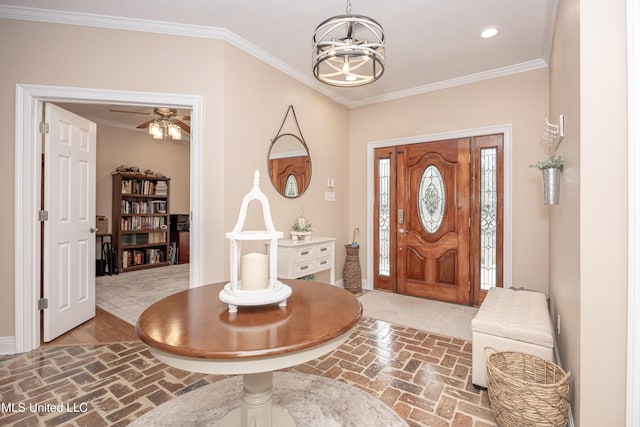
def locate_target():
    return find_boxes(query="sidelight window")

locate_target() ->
[378,158,391,276]
[480,148,497,290]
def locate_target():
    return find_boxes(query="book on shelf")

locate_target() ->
[120,178,164,196]
[121,200,167,214]
[122,248,166,269]
[155,181,168,195]
[120,216,166,231]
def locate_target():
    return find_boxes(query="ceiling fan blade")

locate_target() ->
[136,119,154,129]
[176,115,191,121]
[109,109,154,116]
[175,121,191,134]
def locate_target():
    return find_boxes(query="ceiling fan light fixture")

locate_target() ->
[167,123,182,140]
[149,121,164,139]
[312,1,385,87]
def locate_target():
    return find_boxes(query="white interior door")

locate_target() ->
[43,103,97,342]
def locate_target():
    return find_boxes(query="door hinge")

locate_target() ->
[38,210,49,222]
[38,298,48,310]
[39,122,50,134]
[468,281,471,291]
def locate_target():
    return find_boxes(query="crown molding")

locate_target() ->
[349,59,549,108]
[1,5,548,109]
[0,5,353,107]
[0,5,227,39]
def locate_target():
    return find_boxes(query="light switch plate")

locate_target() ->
[325,191,335,201]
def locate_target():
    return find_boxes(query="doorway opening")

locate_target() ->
[15,84,203,353]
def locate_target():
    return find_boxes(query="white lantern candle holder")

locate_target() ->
[219,170,291,312]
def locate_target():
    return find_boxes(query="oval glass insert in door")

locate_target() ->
[418,165,445,233]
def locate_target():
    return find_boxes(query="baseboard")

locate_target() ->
[0,336,16,355]
[554,342,575,427]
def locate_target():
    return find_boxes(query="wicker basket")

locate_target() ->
[487,351,571,427]
[342,244,362,293]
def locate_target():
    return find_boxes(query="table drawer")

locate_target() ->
[315,256,332,271]
[292,246,315,262]
[314,243,333,258]
[293,261,315,276]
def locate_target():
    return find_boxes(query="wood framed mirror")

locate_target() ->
[268,133,312,198]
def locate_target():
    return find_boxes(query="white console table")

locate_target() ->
[275,237,336,284]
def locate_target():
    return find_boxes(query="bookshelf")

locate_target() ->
[112,172,171,272]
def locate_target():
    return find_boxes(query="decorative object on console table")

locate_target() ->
[291,206,312,240]
[112,172,171,272]
[219,170,291,313]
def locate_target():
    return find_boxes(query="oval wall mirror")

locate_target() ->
[268,133,312,198]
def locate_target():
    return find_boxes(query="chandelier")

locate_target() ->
[312,0,385,87]
[148,119,182,140]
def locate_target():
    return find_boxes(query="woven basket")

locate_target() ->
[487,351,571,427]
[342,245,362,293]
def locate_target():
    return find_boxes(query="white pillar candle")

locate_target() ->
[241,253,269,290]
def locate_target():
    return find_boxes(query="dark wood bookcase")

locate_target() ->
[112,172,171,272]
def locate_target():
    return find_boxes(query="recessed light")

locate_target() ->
[481,27,499,39]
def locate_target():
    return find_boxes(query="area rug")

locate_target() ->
[131,372,407,427]
[358,290,477,342]
[95,264,189,325]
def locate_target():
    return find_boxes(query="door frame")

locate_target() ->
[14,84,204,353]
[366,124,513,293]
[627,0,640,424]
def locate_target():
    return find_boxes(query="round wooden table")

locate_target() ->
[136,280,362,427]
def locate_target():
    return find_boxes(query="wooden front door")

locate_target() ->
[396,139,471,304]
[373,135,503,306]
[374,139,471,305]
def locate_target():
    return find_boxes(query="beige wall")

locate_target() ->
[349,69,550,293]
[548,0,582,420]
[94,123,191,231]
[549,0,629,425]
[0,19,225,336]
[222,45,350,282]
[0,19,346,337]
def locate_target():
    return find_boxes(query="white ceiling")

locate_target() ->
[1,0,555,108]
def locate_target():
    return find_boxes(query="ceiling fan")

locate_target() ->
[109,107,191,139]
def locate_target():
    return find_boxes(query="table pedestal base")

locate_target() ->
[220,372,295,427]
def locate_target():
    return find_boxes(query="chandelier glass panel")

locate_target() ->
[312,1,385,87]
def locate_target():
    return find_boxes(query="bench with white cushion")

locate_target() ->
[471,287,554,388]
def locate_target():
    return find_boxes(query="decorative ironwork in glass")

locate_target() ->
[378,158,390,276]
[418,165,445,233]
[480,148,498,290]
[284,175,299,198]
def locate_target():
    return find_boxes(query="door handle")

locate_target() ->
[89,226,97,233]
[398,228,405,234]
